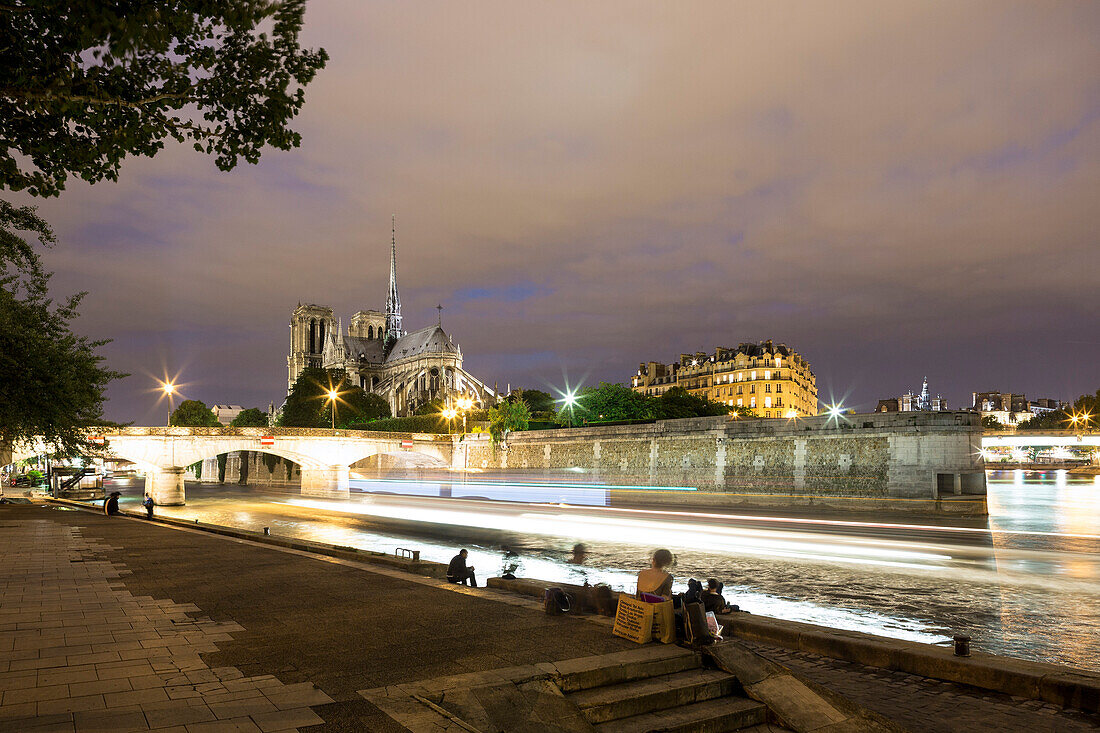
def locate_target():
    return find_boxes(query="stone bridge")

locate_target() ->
[982,430,1100,449]
[8,427,456,505]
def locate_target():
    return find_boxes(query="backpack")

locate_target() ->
[543,587,573,615]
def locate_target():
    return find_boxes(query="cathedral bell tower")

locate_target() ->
[384,215,403,348]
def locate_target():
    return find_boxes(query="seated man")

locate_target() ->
[701,578,734,614]
[447,549,477,587]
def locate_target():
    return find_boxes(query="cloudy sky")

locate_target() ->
[15,1,1100,423]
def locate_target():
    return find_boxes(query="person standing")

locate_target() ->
[142,493,154,519]
[447,549,477,587]
[104,491,121,516]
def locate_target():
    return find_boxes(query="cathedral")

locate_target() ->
[286,220,497,417]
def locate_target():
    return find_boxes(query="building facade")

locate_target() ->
[971,391,1063,428]
[632,340,818,418]
[286,221,496,417]
[877,377,948,413]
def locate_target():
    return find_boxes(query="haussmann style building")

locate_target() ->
[631,340,818,418]
[286,221,496,417]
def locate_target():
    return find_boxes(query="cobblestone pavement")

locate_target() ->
[746,642,1100,733]
[0,504,634,731]
[0,516,332,733]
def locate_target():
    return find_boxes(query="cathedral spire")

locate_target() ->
[384,214,402,348]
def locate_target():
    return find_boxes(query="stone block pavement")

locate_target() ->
[2,503,1098,732]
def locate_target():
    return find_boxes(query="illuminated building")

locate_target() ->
[631,340,818,418]
[877,377,948,412]
[286,219,496,416]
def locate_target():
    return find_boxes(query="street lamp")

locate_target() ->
[326,389,338,430]
[161,381,176,427]
[559,390,579,427]
[457,397,473,437]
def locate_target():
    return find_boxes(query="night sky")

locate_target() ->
[12,1,1100,424]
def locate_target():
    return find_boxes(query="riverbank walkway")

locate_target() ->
[2,502,1097,732]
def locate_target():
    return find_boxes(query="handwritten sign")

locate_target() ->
[612,594,653,644]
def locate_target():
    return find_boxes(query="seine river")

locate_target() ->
[109,468,1100,672]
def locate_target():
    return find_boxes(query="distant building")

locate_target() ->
[971,391,1064,427]
[212,405,244,425]
[286,220,496,417]
[632,340,818,418]
[877,377,947,413]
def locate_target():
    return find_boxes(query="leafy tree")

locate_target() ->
[574,382,654,423]
[1018,390,1099,431]
[1,0,328,197]
[980,415,1004,430]
[509,388,556,413]
[414,397,445,416]
[489,400,530,443]
[170,399,219,427]
[280,367,389,428]
[0,202,126,457]
[230,407,269,427]
[653,386,730,420]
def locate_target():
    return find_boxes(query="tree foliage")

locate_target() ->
[170,399,219,427]
[0,202,126,456]
[508,388,556,413]
[489,400,530,443]
[980,415,1004,430]
[280,367,390,428]
[573,382,655,423]
[230,407,268,427]
[1017,390,1099,431]
[652,387,730,420]
[1,0,328,197]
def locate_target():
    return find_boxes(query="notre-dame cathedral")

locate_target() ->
[286,220,497,417]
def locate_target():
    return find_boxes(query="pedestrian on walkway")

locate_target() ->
[447,549,477,587]
[104,491,121,516]
[142,493,155,519]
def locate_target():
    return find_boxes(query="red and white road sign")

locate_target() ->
[260,435,275,447]
[89,435,105,445]
[401,440,413,449]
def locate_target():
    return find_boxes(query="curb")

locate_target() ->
[479,576,1100,714]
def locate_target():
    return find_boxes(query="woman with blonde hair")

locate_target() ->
[636,548,674,599]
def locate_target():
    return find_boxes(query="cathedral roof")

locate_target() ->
[385,325,459,363]
[343,335,386,363]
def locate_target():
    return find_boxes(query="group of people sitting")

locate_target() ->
[447,544,740,616]
[637,547,738,614]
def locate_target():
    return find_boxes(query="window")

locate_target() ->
[764,370,771,380]
[750,385,755,394]
[765,384,771,393]
[737,398,743,407]
[777,384,783,393]
[737,386,743,394]
[766,411,771,418]
[765,397,772,408]
[750,397,756,408]
[751,371,757,380]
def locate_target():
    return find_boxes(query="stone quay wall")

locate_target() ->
[463,411,986,514]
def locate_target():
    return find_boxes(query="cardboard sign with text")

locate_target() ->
[612,594,654,644]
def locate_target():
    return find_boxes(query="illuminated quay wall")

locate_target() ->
[464,411,987,514]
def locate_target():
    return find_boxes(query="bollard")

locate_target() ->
[953,634,971,656]
[263,527,270,536]
[194,519,198,524]
[412,550,420,561]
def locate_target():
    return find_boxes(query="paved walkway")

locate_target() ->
[2,503,1098,732]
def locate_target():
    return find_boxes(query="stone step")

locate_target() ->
[595,696,769,733]
[570,668,740,724]
[555,645,704,693]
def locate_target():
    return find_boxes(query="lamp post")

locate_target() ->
[326,389,338,430]
[457,397,473,438]
[561,390,577,427]
[161,381,176,427]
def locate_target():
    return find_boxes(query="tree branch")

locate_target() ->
[0,3,33,12]
[0,88,192,107]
